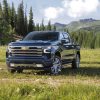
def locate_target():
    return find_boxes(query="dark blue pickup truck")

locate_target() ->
[6,31,80,74]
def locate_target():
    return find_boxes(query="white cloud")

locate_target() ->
[63,0,100,18]
[44,7,64,20]
[44,0,100,19]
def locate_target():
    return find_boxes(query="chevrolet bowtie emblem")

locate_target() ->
[21,47,29,50]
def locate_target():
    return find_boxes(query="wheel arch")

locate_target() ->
[77,51,80,59]
[55,51,61,58]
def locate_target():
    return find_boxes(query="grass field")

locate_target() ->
[0,46,100,100]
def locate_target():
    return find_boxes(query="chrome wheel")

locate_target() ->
[51,56,62,75]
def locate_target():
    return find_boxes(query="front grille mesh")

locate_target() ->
[11,46,42,57]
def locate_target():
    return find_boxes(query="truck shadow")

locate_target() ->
[61,67,100,77]
[23,66,100,77]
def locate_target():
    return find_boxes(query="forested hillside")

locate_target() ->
[0,0,100,49]
[70,30,100,49]
[67,19,100,49]
[0,0,55,45]
[54,18,100,49]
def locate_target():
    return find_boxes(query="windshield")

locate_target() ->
[23,32,59,41]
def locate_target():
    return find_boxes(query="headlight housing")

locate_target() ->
[44,46,51,53]
[6,46,12,58]
[43,46,58,53]
[7,46,12,53]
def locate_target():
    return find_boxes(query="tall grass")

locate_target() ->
[0,82,100,100]
[81,49,100,64]
[0,46,6,62]
[0,46,100,100]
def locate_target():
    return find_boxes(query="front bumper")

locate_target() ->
[6,56,53,70]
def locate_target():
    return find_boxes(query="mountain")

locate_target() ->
[54,23,66,30]
[54,23,66,27]
[65,18,100,32]
[54,18,100,33]
[79,18,97,23]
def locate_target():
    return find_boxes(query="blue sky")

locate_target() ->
[1,0,100,24]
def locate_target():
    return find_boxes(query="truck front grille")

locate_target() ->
[11,46,42,57]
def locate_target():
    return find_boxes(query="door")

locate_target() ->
[60,32,74,64]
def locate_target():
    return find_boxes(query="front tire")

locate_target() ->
[72,54,80,69]
[8,68,16,73]
[51,56,62,75]
[17,69,23,73]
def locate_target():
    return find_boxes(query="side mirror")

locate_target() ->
[61,39,69,44]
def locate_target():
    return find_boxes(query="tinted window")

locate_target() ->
[63,33,69,39]
[23,32,59,41]
[59,33,64,40]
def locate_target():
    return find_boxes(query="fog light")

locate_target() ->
[36,64,43,67]
[10,63,15,67]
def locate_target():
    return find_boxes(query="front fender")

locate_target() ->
[51,46,61,60]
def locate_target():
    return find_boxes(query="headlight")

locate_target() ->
[6,46,12,57]
[43,46,58,53]
[7,46,11,53]
[44,46,52,53]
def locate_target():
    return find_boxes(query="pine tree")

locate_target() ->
[40,19,45,31]
[0,3,3,33]
[24,13,28,35]
[8,5,11,25]
[11,3,16,29]
[0,3,2,18]
[36,23,40,31]
[14,13,17,32]
[16,1,24,35]
[3,0,9,23]
[0,1,10,34]
[28,7,34,32]
[47,20,51,31]
[53,25,56,31]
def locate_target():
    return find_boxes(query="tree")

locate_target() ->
[40,19,45,31]
[16,1,24,35]
[24,13,28,35]
[0,2,11,34]
[0,3,3,33]
[0,3,3,18]
[53,25,56,31]
[47,20,51,31]
[36,23,40,31]
[28,7,35,32]
[11,3,16,29]
[3,0,9,23]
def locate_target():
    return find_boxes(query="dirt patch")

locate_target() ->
[0,78,100,87]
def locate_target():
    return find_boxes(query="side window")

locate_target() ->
[63,33,69,39]
[63,32,71,43]
[59,33,64,40]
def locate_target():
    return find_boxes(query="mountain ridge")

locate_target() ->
[54,18,100,33]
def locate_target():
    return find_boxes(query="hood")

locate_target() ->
[9,40,52,46]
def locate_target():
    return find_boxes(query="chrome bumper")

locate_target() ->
[10,63,43,68]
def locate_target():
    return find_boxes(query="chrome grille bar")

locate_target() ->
[11,46,42,56]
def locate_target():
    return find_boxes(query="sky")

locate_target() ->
[0,0,100,24]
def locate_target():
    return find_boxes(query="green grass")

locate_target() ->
[0,82,99,100]
[0,46,100,100]
[0,46,6,62]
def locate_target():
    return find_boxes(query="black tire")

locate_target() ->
[51,56,62,75]
[72,54,80,69]
[17,69,23,73]
[8,68,16,73]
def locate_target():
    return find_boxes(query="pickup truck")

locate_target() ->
[6,31,80,74]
